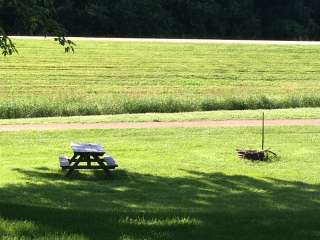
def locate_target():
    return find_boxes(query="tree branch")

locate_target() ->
[54,36,76,53]
[0,28,18,56]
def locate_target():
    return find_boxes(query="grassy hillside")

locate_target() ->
[1,126,320,239]
[1,39,320,118]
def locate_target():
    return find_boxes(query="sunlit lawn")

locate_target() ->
[0,126,320,239]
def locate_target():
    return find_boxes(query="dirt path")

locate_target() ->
[10,36,320,45]
[1,119,320,132]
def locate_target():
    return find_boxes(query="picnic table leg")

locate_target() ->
[69,154,79,162]
[102,166,110,177]
[94,156,110,176]
[66,161,81,176]
[66,154,82,177]
[87,155,91,167]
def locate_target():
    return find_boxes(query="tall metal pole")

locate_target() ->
[262,112,265,150]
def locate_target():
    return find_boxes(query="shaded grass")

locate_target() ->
[0,126,320,239]
[1,39,320,117]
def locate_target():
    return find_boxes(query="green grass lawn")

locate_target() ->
[0,107,320,125]
[1,39,320,118]
[1,126,320,239]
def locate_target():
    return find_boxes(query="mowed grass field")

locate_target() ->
[1,126,320,239]
[1,39,320,118]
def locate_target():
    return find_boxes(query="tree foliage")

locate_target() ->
[0,34,18,56]
[0,0,74,55]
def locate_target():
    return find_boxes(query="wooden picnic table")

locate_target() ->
[61,143,118,176]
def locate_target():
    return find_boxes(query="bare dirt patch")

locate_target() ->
[1,119,320,132]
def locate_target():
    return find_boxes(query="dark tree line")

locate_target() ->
[1,0,320,40]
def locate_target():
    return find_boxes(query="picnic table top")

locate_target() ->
[71,143,105,154]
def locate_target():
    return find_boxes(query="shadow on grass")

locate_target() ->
[1,168,320,239]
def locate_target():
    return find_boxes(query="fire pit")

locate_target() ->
[236,112,278,161]
[236,149,277,161]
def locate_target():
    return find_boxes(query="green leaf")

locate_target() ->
[0,35,19,56]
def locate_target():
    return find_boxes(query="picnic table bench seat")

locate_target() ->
[104,156,118,168]
[59,156,118,167]
[59,156,70,168]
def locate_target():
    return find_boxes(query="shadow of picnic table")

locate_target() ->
[1,168,320,240]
